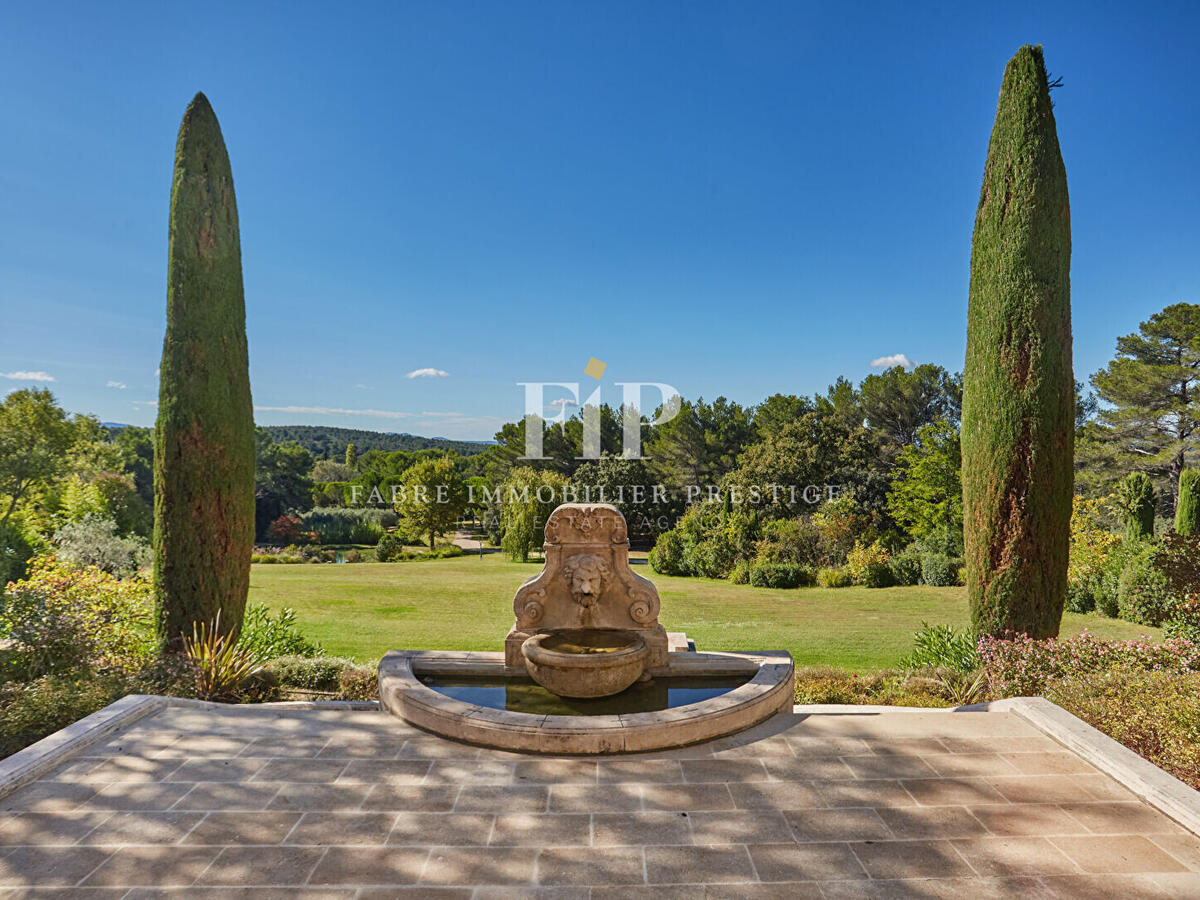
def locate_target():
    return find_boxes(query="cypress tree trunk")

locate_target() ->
[1121,472,1156,541]
[962,46,1073,639]
[154,93,255,650]
[1175,469,1200,535]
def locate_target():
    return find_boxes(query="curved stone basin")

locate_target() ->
[522,629,648,698]
[378,649,795,754]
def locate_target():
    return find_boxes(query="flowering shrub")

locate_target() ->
[1067,495,1122,613]
[267,515,305,545]
[979,630,1200,697]
[0,555,155,679]
[846,542,892,587]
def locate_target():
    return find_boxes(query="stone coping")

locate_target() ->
[378,649,796,755]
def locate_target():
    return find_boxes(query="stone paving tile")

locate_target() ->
[726,780,821,809]
[535,847,645,885]
[547,785,641,812]
[249,759,349,783]
[1149,833,1200,871]
[85,781,195,811]
[591,811,692,846]
[819,875,1051,899]
[163,758,266,783]
[595,760,682,783]
[0,846,114,886]
[489,812,590,846]
[640,783,734,810]
[812,779,919,808]
[874,805,989,839]
[0,810,111,845]
[169,781,281,811]
[761,756,856,781]
[1049,834,1191,874]
[308,846,429,885]
[688,809,793,844]
[839,754,940,780]
[336,760,432,784]
[77,811,205,845]
[920,751,1022,777]
[747,841,867,881]
[419,846,536,885]
[848,839,976,879]
[265,782,373,811]
[511,760,598,784]
[425,760,515,784]
[782,807,893,842]
[193,846,326,885]
[967,802,1092,837]
[644,843,757,883]
[1059,800,1186,835]
[386,812,494,846]
[679,759,769,783]
[182,811,301,845]
[361,784,459,811]
[0,780,96,812]
[952,836,1081,877]
[285,811,397,845]
[453,785,548,813]
[82,846,221,887]
[899,776,1010,806]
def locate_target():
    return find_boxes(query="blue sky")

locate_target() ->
[2,1,1198,440]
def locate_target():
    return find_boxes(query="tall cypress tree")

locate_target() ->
[962,46,1074,639]
[1119,472,1156,541]
[154,93,255,649]
[1175,469,1200,535]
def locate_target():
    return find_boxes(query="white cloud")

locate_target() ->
[354,383,368,389]
[420,411,464,417]
[405,368,449,379]
[546,397,578,410]
[869,353,915,370]
[1,371,55,382]
[106,381,127,390]
[254,405,411,420]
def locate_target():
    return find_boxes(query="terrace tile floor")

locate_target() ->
[2,704,1199,897]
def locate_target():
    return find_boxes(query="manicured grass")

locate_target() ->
[248,555,1162,669]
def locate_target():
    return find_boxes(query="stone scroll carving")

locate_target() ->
[505,503,669,670]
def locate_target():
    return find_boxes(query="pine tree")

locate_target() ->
[345,442,357,469]
[1175,469,1200,535]
[154,93,255,649]
[1118,472,1156,541]
[961,46,1074,639]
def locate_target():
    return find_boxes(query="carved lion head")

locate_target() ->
[561,553,612,609]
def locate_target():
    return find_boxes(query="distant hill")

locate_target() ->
[260,425,491,459]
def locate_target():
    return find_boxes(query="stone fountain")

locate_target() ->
[506,503,667,698]
[379,503,794,753]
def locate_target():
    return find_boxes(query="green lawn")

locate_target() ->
[248,555,1162,670]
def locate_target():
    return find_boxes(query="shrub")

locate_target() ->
[728,560,751,584]
[298,508,394,545]
[749,562,812,589]
[375,532,406,562]
[649,530,686,575]
[0,556,155,679]
[52,515,150,576]
[979,631,1200,698]
[921,553,958,587]
[889,551,922,586]
[0,521,40,588]
[269,655,358,691]
[1045,667,1200,790]
[816,566,854,588]
[338,665,378,701]
[754,518,820,568]
[238,603,321,658]
[267,515,305,545]
[900,623,980,672]
[846,542,893,588]
[1117,549,1174,626]
[1177,469,1200,535]
[793,666,951,707]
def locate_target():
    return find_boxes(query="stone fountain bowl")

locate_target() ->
[522,629,649,699]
